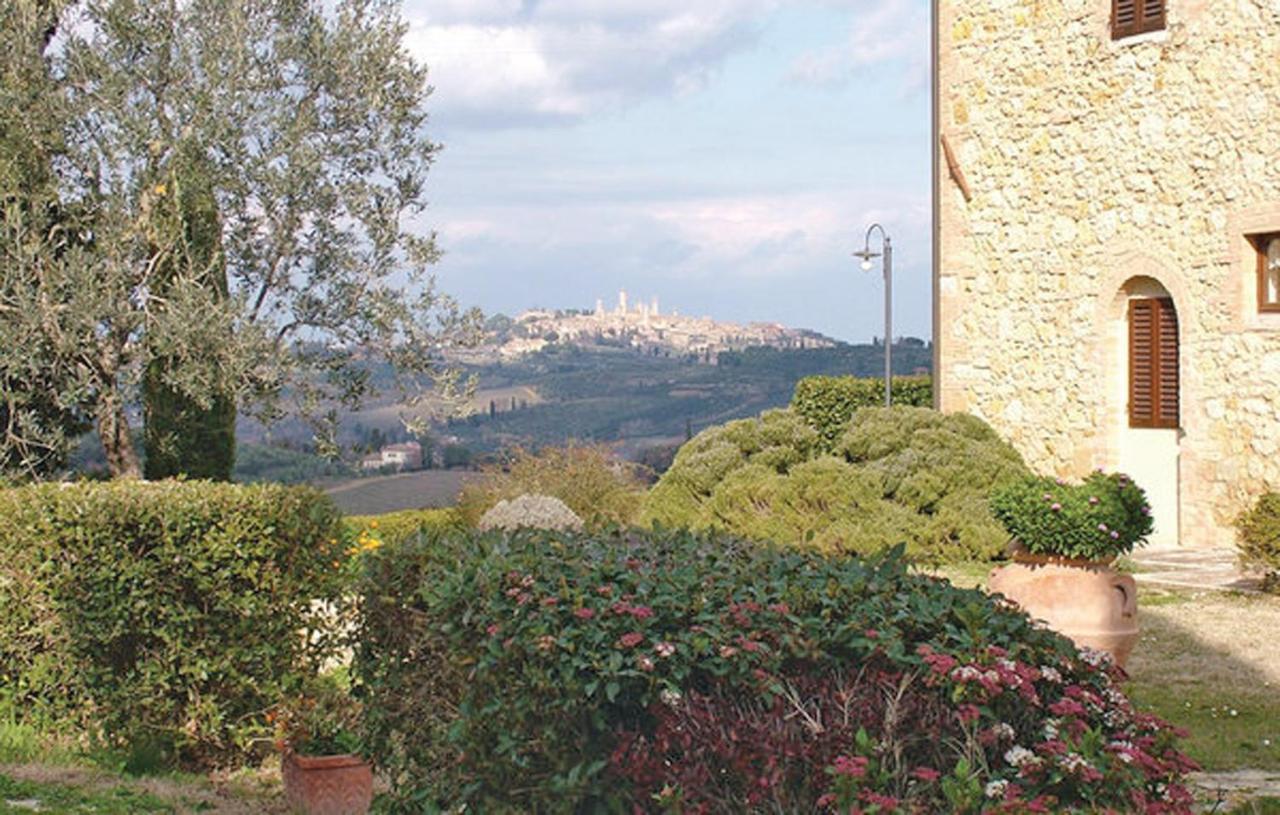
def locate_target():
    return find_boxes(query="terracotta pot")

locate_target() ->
[987,553,1138,668]
[281,749,373,815]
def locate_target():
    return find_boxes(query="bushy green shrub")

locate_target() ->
[641,406,1029,562]
[457,443,647,529]
[0,481,348,768]
[1236,492,1280,591]
[354,527,1195,812]
[792,375,932,449]
[344,507,463,547]
[990,472,1154,562]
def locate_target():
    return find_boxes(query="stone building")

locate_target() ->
[932,0,1280,547]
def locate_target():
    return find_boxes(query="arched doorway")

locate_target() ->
[1108,276,1181,548]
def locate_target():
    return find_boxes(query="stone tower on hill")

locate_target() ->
[933,0,1280,548]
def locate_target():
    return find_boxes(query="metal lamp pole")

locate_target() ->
[852,224,892,407]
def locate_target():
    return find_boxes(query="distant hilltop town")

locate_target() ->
[463,290,840,363]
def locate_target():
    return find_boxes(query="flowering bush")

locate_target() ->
[990,471,1154,561]
[477,493,584,532]
[1236,492,1280,592]
[354,527,1195,812]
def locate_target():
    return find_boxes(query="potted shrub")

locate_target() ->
[988,471,1154,667]
[275,677,372,815]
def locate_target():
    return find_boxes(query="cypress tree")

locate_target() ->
[143,153,236,481]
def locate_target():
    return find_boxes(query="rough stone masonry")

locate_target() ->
[934,0,1280,547]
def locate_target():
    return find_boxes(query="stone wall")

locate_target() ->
[935,0,1280,547]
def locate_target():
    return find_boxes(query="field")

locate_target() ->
[322,469,478,515]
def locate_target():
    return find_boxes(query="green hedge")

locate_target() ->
[1237,492,1280,591]
[354,527,1195,812]
[344,507,464,546]
[792,375,932,449]
[0,481,348,768]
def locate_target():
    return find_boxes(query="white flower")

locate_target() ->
[1043,719,1060,740]
[1004,746,1036,767]
[992,722,1016,741]
[1060,753,1090,774]
[659,688,683,708]
[984,779,1009,799]
[1039,666,1062,683]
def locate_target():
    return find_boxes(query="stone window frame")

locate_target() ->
[1253,232,1280,314]
[1226,205,1280,333]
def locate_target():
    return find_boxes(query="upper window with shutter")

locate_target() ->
[1129,298,1179,429]
[1253,233,1280,313]
[1112,0,1166,40]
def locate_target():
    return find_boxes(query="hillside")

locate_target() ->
[412,340,932,457]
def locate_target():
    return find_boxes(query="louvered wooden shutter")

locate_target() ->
[1113,0,1165,39]
[1129,298,1178,429]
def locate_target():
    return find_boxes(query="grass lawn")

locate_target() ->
[1126,587,1280,772]
[0,772,170,813]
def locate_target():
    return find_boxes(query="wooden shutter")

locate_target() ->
[1113,0,1165,39]
[1129,298,1178,429]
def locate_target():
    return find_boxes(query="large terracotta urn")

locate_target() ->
[988,553,1138,668]
[282,749,373,815]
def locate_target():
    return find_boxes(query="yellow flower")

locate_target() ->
[369,520,379,529]
[154,183,167,195]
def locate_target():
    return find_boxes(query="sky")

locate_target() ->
[400,0,932,343]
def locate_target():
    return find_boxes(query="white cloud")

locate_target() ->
[402,0,780,127]
[787,0,928,91]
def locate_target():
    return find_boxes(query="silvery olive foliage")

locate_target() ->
[0,0,481,478]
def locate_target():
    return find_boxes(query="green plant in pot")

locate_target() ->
[274,677,372,815]
[987,471,1155,668]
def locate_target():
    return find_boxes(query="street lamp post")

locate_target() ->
[852,224,893,407]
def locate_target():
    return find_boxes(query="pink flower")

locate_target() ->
[1089,496,1100,505]
[1110,531,1120,539]
[637,655,655,672]
[486,624,500,637]
[1050,503,1062,512]
[768,603,791,614]
[541,596,559,607]
[911,767,941,782]
[655,641,676,658]
[629,605,654,619]
[596,584,613,597]
[618,632,644,649]
[830,755,869,778]
[719,645,739,658]
[573,607,595,620]
[865,629,879,640]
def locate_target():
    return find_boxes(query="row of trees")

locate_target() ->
[1,0,478,481]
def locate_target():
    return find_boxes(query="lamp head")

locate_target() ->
[852,247,879,271]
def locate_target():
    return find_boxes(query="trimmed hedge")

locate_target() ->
[344,507,464,546]
[0,481,348,768]
[1237,492,1280,591]
[792,375,932,450]
[641,406,1029,562]
[354,527,1196,812]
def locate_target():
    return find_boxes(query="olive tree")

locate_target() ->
[0,0,479,479]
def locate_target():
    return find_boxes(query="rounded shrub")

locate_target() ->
[641,406,1030,562]
[344,507,463,547]
[1236,492,1280,591]
[477,494,584,532]
[0,480,349,768]
[354,527,1196,813]
[990,471,1154,562]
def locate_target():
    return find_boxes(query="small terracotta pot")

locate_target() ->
[988,552,1139,668]
[281,749,373,815]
